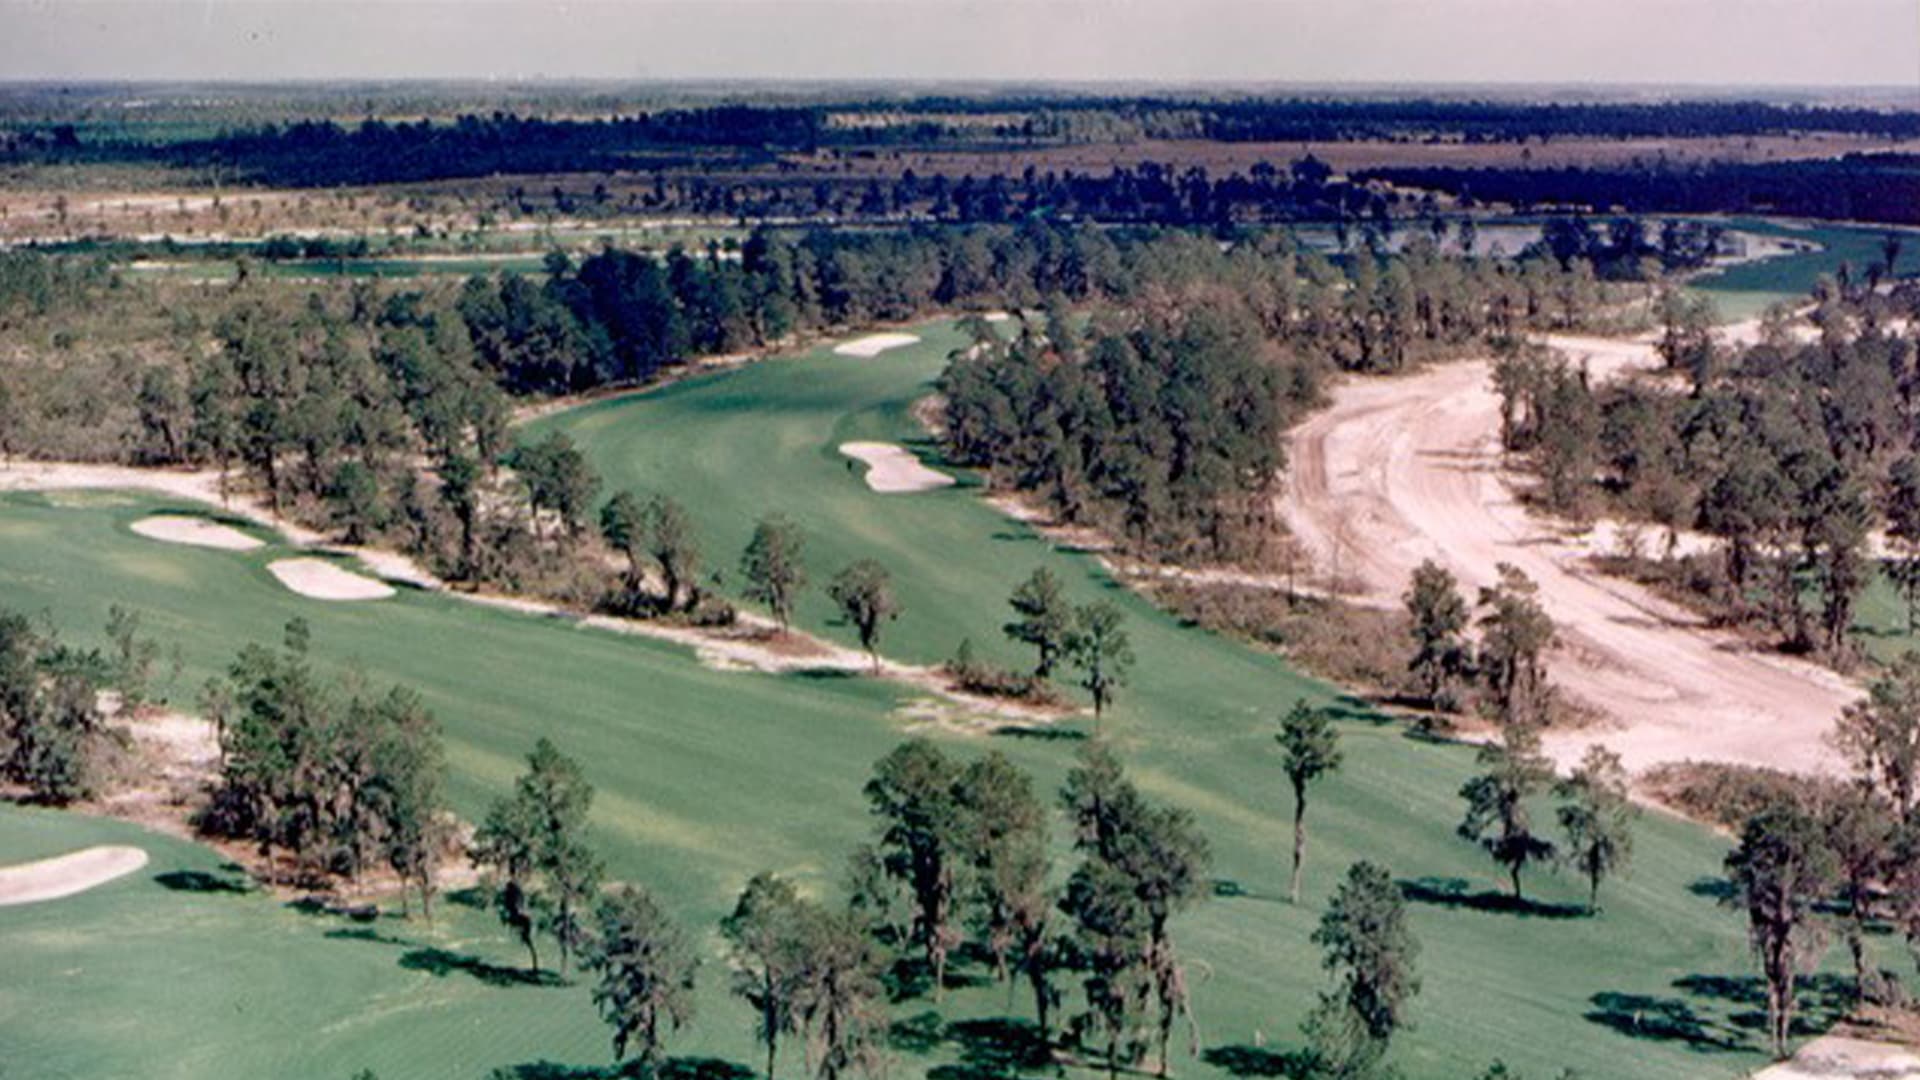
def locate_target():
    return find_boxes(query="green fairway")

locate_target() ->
[1686,218,1903,322]
[0,317,1904,1078]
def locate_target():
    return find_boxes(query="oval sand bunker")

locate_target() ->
[0,845,149,906]
[833,332,920,358]
[268,557,396,601]
[840,442,955,494]
[131,515,263,551]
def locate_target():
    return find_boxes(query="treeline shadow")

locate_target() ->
[1397,877,1588,920]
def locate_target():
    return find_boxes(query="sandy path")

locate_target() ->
[833,332,921,357]
[130,515,263,551]
[267,558,396,601]
[1280,325,1860,775]
[0,846,149,906]
[839,441,956,493]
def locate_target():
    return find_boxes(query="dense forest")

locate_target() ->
[1361,154,1920,226]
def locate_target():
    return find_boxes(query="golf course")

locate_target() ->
[1,309,1902,1079]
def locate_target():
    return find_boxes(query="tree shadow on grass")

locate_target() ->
[1201,1044,1318,1078]
[490,1059,755,1080]
[1583,991,1748,1052]
[945,1017,1057,1076]
[154,868,253,895]
[892,1013,1059,1078]
[1397,877,1588,919]
[992,724,1087,742]
[1672,973,1854,1036]
[1687,877,1736,902]
[399,946,563,988]
[883,955,991,1004]
[324,926,413,948]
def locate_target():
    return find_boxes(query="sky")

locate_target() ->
[1,0,1917,87]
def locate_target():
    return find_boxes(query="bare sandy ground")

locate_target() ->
[1280,324,1861,776]
[0,846,149,906]
[1751,1034,1920,1079]
[266,558,396,601]
[130,514,263,551]
[839,441,956,494]
[833,332,921,358]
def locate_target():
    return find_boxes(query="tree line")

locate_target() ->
[937,233,1628,563]
[1501,277,1920,664]
[1362,155,1920,227]
[16,96,1920,187]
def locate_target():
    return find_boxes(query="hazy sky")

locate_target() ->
[3,0,1917,87]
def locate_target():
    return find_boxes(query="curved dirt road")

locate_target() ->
[1281,329,1860,775]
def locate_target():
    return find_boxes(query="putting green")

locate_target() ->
[0,316,1903,1077]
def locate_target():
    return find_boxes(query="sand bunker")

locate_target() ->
[1752,1034,1920,1079]
[0,845,149,906]
[130,515,263,551]
[267,558,396,601]
[840,442,955,494]
[833,332,921,358]
[983,311,1012,323]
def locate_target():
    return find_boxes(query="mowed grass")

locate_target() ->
[0,311,1907,1077]
[1687,218,1902,322]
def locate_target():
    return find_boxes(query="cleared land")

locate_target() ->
[1280,322,1861,775]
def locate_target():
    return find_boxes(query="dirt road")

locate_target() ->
[1280,328,1861,775]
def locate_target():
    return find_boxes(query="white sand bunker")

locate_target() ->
[131,515,263,551]
[268,557,395,601]
[840,442,955,494]
[0,845,149,906]
[983,311,1012,323]
[834,332,921,358]
[1752,1034,1920,1079]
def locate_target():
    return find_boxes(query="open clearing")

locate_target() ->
[838,440,957,493]
[1280,321,1861,775]
[266,557,396,601]
[0,845,149,905]
[831,331,921,357]
[130,514,263,551]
